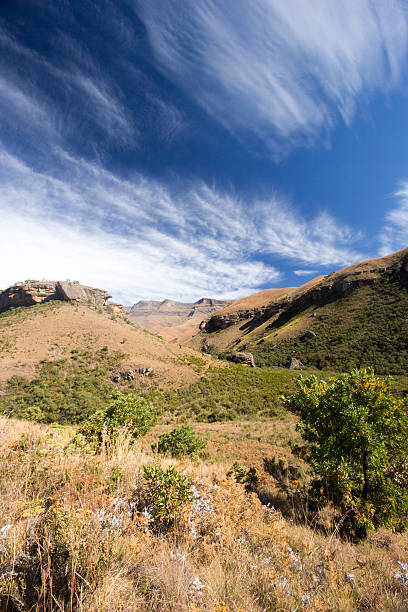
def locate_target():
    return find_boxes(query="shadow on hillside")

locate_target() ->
[257,484,336,537]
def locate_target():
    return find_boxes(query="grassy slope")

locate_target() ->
[193,248,408,374]
[0,301,211,387]
[251,278,408,375]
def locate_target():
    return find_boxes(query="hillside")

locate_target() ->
[195,247,408,374]
[1,414,407,611]
[0,300,213,423]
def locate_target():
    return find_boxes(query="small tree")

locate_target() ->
[76,391,156,447]
[283,369,408,539]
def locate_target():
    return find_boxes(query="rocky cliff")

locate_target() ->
[0,280,116,313]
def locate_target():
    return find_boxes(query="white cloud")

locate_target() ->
[0,147,365,303]
[293,270,319,277]
[379,183,408,256]
[136,0,408,155]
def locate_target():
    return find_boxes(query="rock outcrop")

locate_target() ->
[230,352,256,367]
[287,358,304,369]
[303,330,317,340]
[0,280,116,313]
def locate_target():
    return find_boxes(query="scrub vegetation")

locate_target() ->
[252,279,408,374]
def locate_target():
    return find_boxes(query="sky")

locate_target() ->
[1,0,408,305]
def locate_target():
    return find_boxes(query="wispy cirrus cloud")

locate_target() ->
[0,17,134,148]
[379,183,408,256]
[136,0,408,156]
[0,147,364,303]
[0,5,188,153]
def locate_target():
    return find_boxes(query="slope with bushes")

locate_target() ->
[1,414,408,611]
[197,247,408,374]
[0,300,211,389]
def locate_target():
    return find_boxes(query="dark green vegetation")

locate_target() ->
[142,464,192,529]
[0,348,124,424]
[253,279,408,374]
[284,369,408,539]
[76,391,157,448]
[155,425,206,458]
[147,364,300,422]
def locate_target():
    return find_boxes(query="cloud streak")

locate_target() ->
[379,183,408,256]
[136,0,408,156]
[0,147,364,303]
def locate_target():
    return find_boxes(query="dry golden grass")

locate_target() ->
[0,302,210,387]
[0,417,408,611]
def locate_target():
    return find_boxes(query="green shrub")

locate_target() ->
[145,364,296,422]
[155,425,206,458]
[283,368,408,539]
[143,464,192,528]
[76,391,156,447]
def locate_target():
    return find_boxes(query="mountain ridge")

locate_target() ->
[127,296,229,335]
[194,246,408,374]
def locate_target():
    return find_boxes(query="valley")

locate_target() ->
[1,251,408,611]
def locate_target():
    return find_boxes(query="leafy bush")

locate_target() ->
[283,368,408,539]
[143,464,192,528]
[76,391,156,447]
[226,462,261,492]
[155,425,206,458]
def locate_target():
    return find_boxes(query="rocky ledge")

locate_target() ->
[0,280,117,313]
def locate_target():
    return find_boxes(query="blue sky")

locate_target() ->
[1,1,408,304]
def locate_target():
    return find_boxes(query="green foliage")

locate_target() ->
[76,391,156,447]
[0,348,125,424]
[263,456,302,493]
[146,364,297,422]
[143,464,192,528]
[178,354,207,372]
[227,462,260,492]
[283,368,408,539]
[253,279,408,375]
[155,425,206,458]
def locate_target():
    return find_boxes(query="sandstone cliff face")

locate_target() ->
[0,281,114,313]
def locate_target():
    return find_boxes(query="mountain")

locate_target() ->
[193,247,408,374]
[127,297,229,341]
